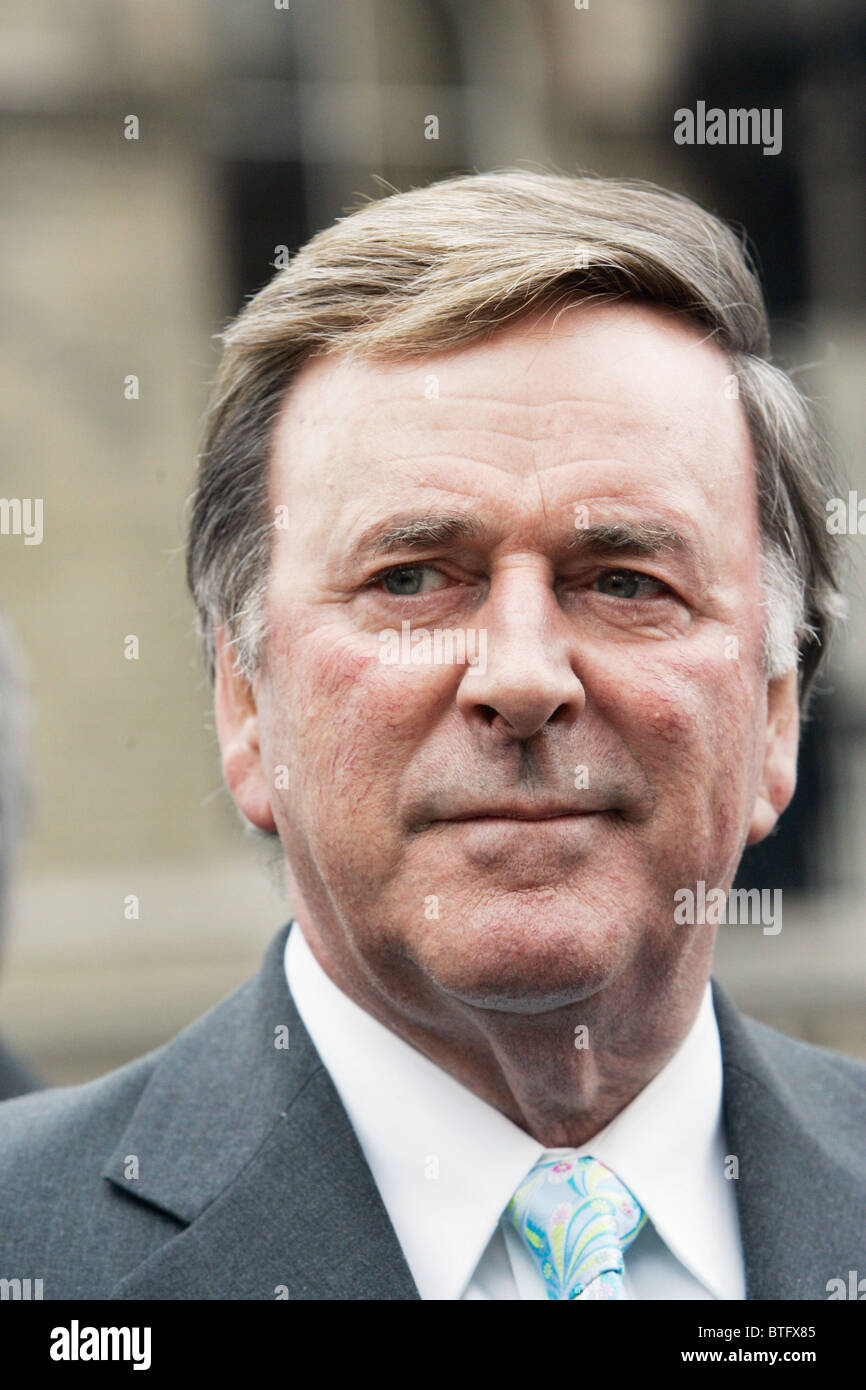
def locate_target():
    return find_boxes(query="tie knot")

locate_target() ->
[505,1154,646,1300]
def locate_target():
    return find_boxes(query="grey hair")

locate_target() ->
[0,616,29,930]
[187,169,845,714]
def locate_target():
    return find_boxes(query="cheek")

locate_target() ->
[613,640,757,748]
[600,650,762,835]
[262,627,450,818]
[641,698,691,744]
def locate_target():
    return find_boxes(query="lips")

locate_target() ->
[439,803,609,822]
[408,789,624,835]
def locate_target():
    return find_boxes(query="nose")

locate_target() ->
[456,563,586,741]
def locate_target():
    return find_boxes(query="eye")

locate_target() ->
[378,563,449,596]
[592,569,670,600]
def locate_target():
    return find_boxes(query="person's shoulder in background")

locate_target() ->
[0,1034,41,1099]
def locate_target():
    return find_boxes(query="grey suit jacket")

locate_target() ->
[0,921,864,1300]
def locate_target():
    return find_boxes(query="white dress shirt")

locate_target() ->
[284,922,745,1300]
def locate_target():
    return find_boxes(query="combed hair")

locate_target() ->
[187,169,845,714]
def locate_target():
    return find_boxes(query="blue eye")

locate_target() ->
[593,570,666,599]
[381,564,446,596]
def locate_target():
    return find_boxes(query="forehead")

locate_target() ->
[269,301,757,544]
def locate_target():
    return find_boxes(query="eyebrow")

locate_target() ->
[566,520,693,559]
[347,513,486,567]
[346,512,697,570]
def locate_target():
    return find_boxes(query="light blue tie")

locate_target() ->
[505,1153,647,1300]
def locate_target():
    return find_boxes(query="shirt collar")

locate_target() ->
[566,984,741,1299]
[284,922,735,1299]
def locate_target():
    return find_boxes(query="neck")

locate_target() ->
[292,908,712,1148]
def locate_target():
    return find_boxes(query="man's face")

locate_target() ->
[218,302,798,1016]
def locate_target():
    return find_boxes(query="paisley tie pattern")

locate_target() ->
[505,1153,646,1300]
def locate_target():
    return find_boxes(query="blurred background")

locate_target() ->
[0,0,864,1085]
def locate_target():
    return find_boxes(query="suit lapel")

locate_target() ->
[713,981,866,1300]
[105,924,419,1300]
[103,930,863,1301]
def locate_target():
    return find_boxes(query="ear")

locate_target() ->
[746,667,800,845]
[213,626,277,832]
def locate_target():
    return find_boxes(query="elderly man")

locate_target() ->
[0,171,863,1302]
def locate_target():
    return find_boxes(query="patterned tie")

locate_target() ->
[505,1153,647,1300]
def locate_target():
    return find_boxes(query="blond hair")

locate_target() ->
[188,169,845,713]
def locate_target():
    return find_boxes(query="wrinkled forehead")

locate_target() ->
[267,301,758,550]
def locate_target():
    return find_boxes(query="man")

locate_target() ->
[0,616,39,1100]
[0,170,863,1300]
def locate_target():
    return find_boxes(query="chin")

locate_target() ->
[409,890,635,1014]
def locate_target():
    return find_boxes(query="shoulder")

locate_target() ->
[738,1011,866,1084]
[0,943,270,1181]
[713,981,866,1154]
[0,925,303,1297]
[0,1045,161,1166]
[0,1046,182,1296]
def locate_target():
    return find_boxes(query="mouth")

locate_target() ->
[435,804,613,824]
